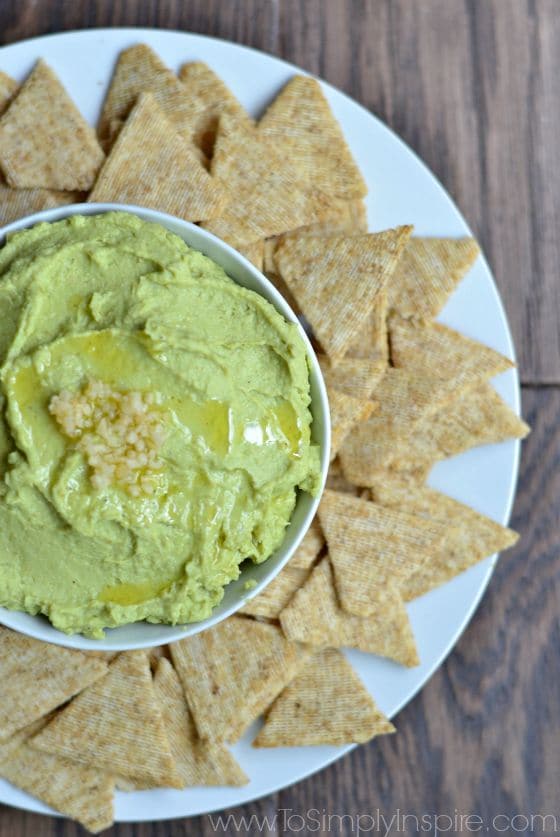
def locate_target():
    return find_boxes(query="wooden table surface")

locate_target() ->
[0,1,556,834]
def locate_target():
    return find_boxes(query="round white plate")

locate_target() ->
[0,28,521,823]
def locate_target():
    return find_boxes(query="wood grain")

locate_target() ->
[0,1,552,834]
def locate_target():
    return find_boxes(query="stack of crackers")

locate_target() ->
[0,45,529,832]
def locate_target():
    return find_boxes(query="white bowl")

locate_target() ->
[0,203,330,651]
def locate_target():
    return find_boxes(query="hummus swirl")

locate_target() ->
[0,212,320,637]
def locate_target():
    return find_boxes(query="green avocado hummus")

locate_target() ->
[0,212,320,637]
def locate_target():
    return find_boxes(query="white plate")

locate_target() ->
[0,28,521,823]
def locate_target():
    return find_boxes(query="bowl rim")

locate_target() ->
[0,202,331,650]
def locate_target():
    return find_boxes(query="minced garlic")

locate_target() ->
[49,379,167,496]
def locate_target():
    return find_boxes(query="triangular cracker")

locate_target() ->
[264,267,302,315]
[106,116,125,144]
[326,457,362,496]
[89,93,227,221]
[123,658,247,789]
[254,647,395,747]
[388,237,480,319]
[389,316,513,384]
[0,72,17,115]
[81,650,120,662]
[0,182,80,226]
[318,354,386,400]
[263,198,368,275]
[238,239,265,271]
[240,564,311,618]
[0,628,108,741]
[98,43,244,153]
[203,114,344,247]
[289,516,325,569]
[338,366,464,482]
[0,60,104,190]
[389,381,530,472]
[147,644,170,670]
[30,650,181,788]
[259,75,367,200]
[368,481,519,599]
[170,616,308,744]
[279,557,418,666]
[328,388,376,459]
[359,467,430,493]
[0,740,114,832]
[273,226,412,364]
[347,287,389,361]
[0,717,52,764]
[178,60,252,157]
[154,658,247,786]
[318,490,445,616]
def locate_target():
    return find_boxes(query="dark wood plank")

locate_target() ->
[0,1,280,54]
